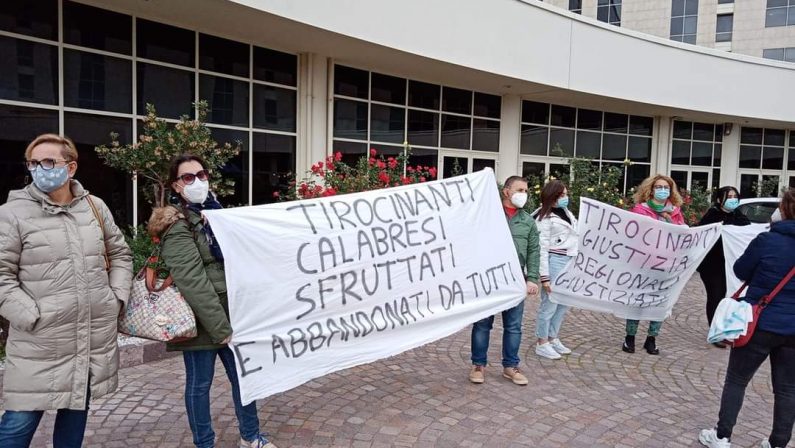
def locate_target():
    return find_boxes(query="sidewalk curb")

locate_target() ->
[119,339,179,369]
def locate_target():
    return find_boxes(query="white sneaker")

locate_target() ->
[535,342,562,360]
[699,429,731,448]
[760,439,774,448]
[550,338,572,355]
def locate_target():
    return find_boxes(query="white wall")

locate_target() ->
[229,0,795,124]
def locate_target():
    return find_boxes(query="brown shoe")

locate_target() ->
[502,367,528,385]
[469,365,485,384]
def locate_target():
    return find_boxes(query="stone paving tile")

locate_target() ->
[2,278,792,447]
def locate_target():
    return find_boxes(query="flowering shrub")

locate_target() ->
[679,185,712,226]
[95,101,240,207]
[279,147,437,200]
[526,157,631,217]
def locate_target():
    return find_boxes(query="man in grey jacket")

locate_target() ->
[0,134,132,447]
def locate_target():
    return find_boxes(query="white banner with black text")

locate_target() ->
[204,169,526,405]
[550,198,721,321]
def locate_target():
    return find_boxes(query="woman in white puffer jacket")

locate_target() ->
[534,180,578,360]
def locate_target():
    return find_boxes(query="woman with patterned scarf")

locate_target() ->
[623,174,686,355]
[147,154,276,448]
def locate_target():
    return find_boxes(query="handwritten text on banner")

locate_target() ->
[204,169,526,405]
[550,198,721,321]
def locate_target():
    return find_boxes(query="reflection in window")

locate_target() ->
[64,49,132,113]
[253,133,295,204]
[63,1,131,54]
[765,0,795,27]
[670,120,722,190]
[200,75,249,127]
[137,63,195,119]
[64,112,132,225]
[0,37,58,104]
[670,0,699,44]
[763,47,795,63]
[597,0,622,26]
[716,14,733,42]
[0,0,58,40]
[0,105,59,201]
[137,19,194,67]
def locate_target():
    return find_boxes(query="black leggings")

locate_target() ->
[700,270,727,325]
[715,330,795,447]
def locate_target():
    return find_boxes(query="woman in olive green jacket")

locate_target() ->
[148,154,275,448]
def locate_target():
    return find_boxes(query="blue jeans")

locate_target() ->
[0,389,90,448]
[471,299,525,368]
[183,347,261,448]
[536,254,571,339]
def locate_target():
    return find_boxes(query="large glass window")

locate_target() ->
[520,101,652,192]
[569,0,583,14]
[670,0,699,44]
[0,0,58,40]
[670,121,722,191]
[716,14,733,42]
[63,1,131,55]
[597,0,622,26]
[738,126,791,197]
[136,19,194,68]
[763,47,795,63]
[0,1,298,224]
[0,104,59,203]
[63,49,132,113]
[766,0,795,27]
[0,36,58,105]
[332,64,501,176]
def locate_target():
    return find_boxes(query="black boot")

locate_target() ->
[622,335,635,353]
[644,336,660,355]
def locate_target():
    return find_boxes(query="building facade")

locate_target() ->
[545,0,795,62]
[1,0,794,226]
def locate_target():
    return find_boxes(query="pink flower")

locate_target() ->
[370,148,377,157]
[334,151,343,162]
[376,160,386,170]
[378,171,390,184]
[387,158,398,169]
[272,191,280,198]
[420,177,427,182]
[428,167,437,178]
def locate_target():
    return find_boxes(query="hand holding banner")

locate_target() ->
[550,198,721,321]
[204,169,527,405]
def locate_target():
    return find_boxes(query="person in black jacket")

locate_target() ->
[696,186,750,347]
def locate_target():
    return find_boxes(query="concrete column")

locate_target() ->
[297,53,329,173]
[720,122,740,187]
[653,115,672,176]
[497,94,522,181]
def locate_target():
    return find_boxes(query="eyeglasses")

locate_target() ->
[25,158,72,171]
[177,170,210,185]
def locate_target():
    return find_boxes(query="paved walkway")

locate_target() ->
[5,278,788,447]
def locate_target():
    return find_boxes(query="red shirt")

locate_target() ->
[504,205,519,219]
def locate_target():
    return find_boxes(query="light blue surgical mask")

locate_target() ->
[31,165,69,193]
[653,188,670,201]
[723,198,739,211]
[556,197,569,209]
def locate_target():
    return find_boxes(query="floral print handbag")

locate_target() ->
[118,255,197,342]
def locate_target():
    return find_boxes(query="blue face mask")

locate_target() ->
[31,165,69,193]
[557,197,569,209]
[653,188,670,201]
[723,198,739,211]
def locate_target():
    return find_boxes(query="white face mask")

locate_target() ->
[770,208,783,223]
[182,179,209,204]
[510,192,528,208]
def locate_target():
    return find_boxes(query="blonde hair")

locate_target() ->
[633,174,683,207]
[25,133,79,162]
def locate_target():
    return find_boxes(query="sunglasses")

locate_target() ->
[177,170,210,185]
[25,158,72,171]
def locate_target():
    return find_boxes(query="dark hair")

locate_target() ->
[537,180,567,220]
[503,176,526,191]
[711,186,740,206]
[782,188,795,221]
[168,153,208,185]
